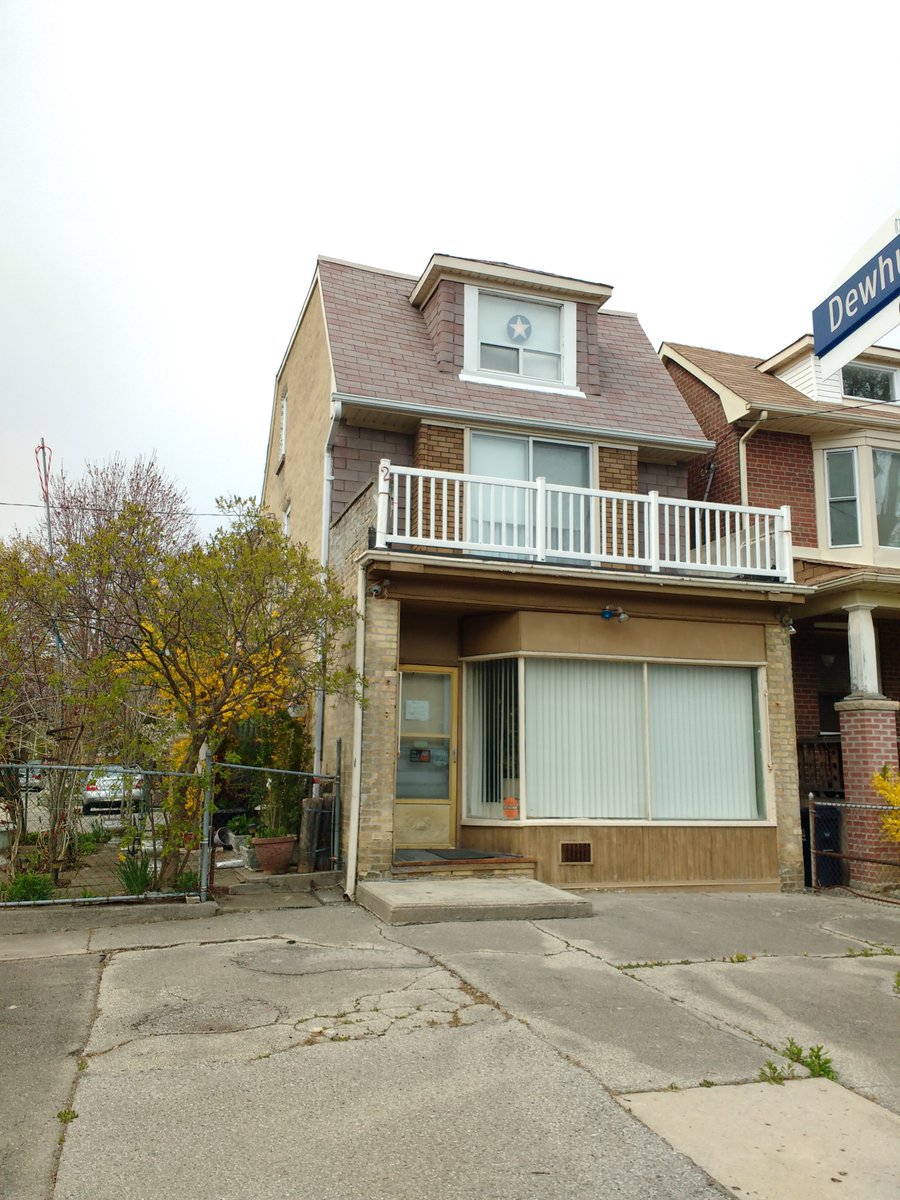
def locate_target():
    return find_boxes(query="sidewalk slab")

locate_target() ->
[356,878,591,924]
[622,1079,900,1200]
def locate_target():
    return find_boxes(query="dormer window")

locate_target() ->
[478,293,561,381]
[841,362,897,403]
[461,285,581,394]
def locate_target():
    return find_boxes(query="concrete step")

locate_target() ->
[356,878,592,925]
[213,869,341,895]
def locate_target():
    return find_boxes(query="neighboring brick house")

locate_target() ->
[262,254,808,896]
[662,337,900,888]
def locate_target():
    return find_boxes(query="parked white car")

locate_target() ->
[83,768,144,814]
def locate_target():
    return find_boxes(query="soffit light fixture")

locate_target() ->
[600,604,629,623]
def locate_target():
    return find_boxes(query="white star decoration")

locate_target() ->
[508,315,531,342]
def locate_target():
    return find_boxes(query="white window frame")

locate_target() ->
[841,362,898,403]
[824,447,861,548]
[282,501,291,538]
[460,284,584,397]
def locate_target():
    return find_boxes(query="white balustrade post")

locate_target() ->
[535,477,547,561]
[648,491,661,572]
[375,459,391,549]
[844,603,881,696]
[778,504,794,583]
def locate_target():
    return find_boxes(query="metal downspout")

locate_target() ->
[312,400,342,780]
[738,410,768,505]
[344,565,366,900]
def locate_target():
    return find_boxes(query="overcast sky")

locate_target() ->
[3,0,900,543]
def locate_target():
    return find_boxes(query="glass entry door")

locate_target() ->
[395,667,458,849]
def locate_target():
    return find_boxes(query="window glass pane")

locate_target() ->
[478,293,561,371]
[826,450,859,546]
[826,449,856,498]
[470,434,528,480]
[524,660,646,818]
[648,666,761,819]
[829,501,860,546]
[841,363,895,402]
[396,672,451,800]
[532,441,590,487]
[874,448,900,547]
[480,343,518,373]
[465,660,519,817]
[522,349,561,380]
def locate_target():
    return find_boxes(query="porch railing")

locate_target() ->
[375,459,794,582]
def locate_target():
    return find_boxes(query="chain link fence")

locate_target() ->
[1,745,341,907]
[806,797,900,893]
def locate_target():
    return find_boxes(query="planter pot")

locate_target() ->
[251,835,296,875]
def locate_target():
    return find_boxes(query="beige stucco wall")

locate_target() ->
[261,280,334,558]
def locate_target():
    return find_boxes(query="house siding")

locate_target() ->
[262,281,333,557]
[332,423,414,524]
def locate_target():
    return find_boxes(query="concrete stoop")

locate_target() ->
[355,878,592,925]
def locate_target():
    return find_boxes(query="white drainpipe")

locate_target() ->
[343,564,367,899]
[738,410,767,506]
[313,400,342,780]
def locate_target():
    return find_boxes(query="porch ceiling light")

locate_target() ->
[600,604,629,623]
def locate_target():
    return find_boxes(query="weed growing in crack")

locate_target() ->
[758,1060,796,1085]
[57,1109,78,1124]
[699,1079,715,1088]
[759,1039,839,1084]
[725,953,752,963]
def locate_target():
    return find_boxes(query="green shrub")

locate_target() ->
[171,870,200,894]
[115,850,155,895]
[6,872,56,902]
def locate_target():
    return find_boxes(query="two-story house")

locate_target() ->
[662,337,900,888]
[262,254,808,896]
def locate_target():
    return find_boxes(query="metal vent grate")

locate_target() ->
[560,841,592,864]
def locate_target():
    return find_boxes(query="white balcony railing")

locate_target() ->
[375,459,794,583]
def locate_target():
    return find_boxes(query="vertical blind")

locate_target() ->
[466,658,763,821]
[465,658,519,817]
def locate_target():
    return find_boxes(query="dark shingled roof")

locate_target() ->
[318,258,707,444]
[663,343,824,413]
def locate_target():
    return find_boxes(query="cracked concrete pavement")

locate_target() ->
[1,890,898,1199]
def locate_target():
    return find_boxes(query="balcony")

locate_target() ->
[375,460,794,582]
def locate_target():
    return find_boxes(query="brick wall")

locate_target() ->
[665,361,819,548]
[415,423,465,472]
[597,447,638,557]
[421,279,464,373]
[835,699,900,887]
[666,361,741,505]
[766,624,804,889]
[790,623,820,738]
[746,432,817,547]
[331,424,414,523]
[357,596,400,878]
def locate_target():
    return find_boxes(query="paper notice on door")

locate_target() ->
[405,699,430,721]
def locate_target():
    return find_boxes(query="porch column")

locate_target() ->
[834,697,900,889]
[844,603,880,696]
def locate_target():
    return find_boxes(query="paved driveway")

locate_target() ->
[1,890,897,1199]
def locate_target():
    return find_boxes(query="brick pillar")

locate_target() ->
[834,698,900,888]
[357,596,400,879]
[766,625,804,890]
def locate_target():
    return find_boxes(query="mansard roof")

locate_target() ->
[316,256,708,448]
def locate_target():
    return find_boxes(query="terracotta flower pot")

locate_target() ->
[251,835,296,875]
